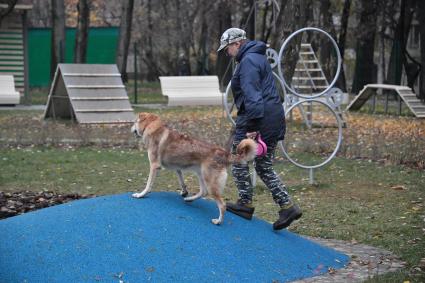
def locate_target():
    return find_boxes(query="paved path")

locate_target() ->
[0,104,169,111]
[0,104,46,111]
[293,237,405,282]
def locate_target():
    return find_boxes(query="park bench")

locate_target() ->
[0,75,20,105]
[159,76,223,106]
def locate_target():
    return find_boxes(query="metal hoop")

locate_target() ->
[277,27,342,99]
[279,99,343,169]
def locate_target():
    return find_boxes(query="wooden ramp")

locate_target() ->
[44,64,135,124]
[346,84,425,118]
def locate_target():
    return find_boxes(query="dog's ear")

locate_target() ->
[138,112,148,121]
[236,142,250,156]
[139,112,160,125]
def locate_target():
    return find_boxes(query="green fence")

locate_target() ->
[28,27,118,87]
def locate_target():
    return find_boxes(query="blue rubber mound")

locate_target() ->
[0,192,349,282]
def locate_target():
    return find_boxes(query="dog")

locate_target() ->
[131,112,257,225]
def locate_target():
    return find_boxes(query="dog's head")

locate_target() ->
[131,112,160,138]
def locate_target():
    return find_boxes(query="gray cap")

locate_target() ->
[217,28,247,52]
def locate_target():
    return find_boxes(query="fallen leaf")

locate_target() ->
[390,185,407,191]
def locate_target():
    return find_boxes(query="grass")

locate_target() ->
[126,80,167,104]
[357,99,417,117]
[0,107,424,282]
[29,87,50,105]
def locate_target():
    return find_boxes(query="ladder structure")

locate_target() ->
[0,4,32,99]
[347,84,425,118]
[292,43,329,95]
[291,43,346,124]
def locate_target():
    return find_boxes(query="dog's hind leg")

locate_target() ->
[208,170,227,225]
[132,164,159,198]
[211,193,226,225]
[176,170,189,197]
[183,172,207,202]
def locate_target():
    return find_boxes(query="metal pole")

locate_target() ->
[22,10,30,105]
[134,43,138,104]
[253,0,257,40]
[385,91,389,114]
[60,39,65,63]
[309,168,314,185]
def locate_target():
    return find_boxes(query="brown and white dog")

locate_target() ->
[131,112,257,225]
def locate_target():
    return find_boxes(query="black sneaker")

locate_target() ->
[226,199,255,220]
[273,203,302,230]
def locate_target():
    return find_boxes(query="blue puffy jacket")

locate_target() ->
[231,40,286,144]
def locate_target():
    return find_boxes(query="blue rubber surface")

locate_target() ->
[0,192,349,282]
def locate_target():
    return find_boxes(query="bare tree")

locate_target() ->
[386,0,416,85]
[142,0,160,81]
[269,0,289,50]
[74,0,90,63]
[51,0,66,80]
[351,0,377,94]
[215,0,233,89]
[0,0,17,25]
[418,0,425,100]
[240,0,255,39]
[318,0,337,80]
[196,2,215,75]
[335,0,351,92]
[116,0,134,82]
[279,0,311,85]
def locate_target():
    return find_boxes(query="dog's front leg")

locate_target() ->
[176,170,189,197]
[132,164,159,198]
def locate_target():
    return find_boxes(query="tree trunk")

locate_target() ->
[0,0,18,24]
[143,0,160,81]
[260,2,270,42]
[351,0,377,94]
[376,0,385,88]
[269,0,289,50]
[116,0,134,82]
[175,0,193,76]
[196,9,210,75]
[240,0,255,39]
[418,0,425,100]
[401,0,418,89]
[50,0,66,80]
[216,0,232,90]
[74,0,90,63]
[335,0,351,92]
[319,0,338,80]
[386,0,410,85]
[281,0,310,86]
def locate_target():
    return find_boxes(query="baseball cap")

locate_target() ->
[217,28,247,52]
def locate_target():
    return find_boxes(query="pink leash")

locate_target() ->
[255,134,267,157]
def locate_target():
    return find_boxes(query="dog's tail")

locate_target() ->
[228,138,257,164]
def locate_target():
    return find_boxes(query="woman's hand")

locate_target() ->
[246,132,258,139]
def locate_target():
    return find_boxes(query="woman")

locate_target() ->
[218,28,302,230]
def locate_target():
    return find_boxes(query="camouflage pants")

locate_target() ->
[231,139,291,207]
